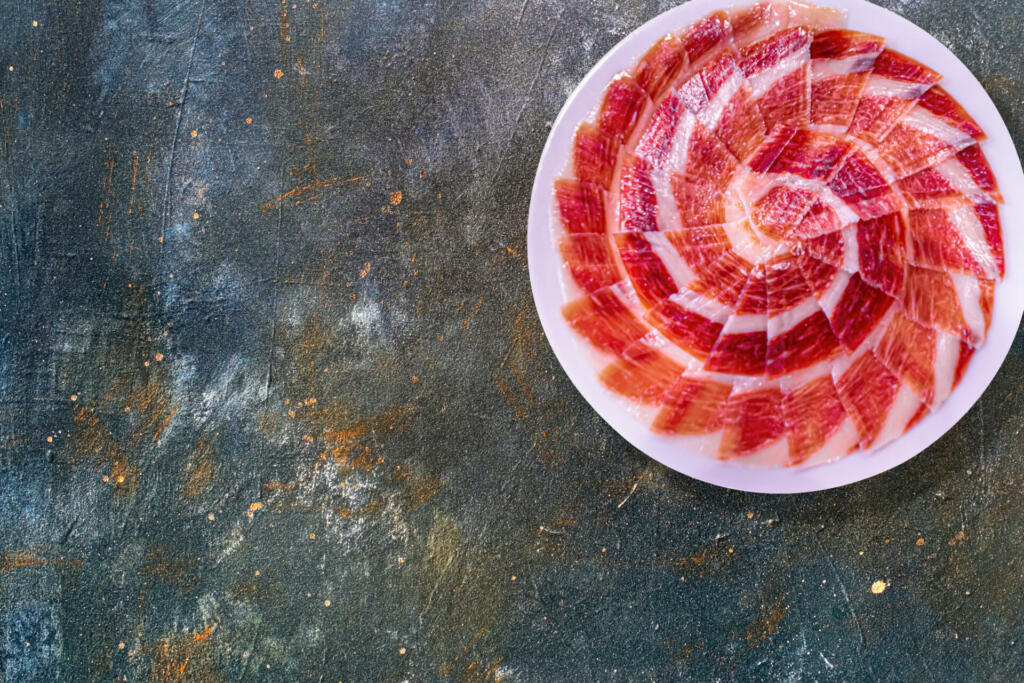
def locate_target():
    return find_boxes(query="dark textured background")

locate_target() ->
[1,0,1021,680]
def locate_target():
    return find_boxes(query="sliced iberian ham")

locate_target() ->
[551,1,1005,468]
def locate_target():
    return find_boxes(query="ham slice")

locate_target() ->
[847,49,941,144]
[810,30,885,131]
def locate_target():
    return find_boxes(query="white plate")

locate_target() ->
[527,0,1024,493]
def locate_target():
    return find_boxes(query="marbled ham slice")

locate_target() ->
[559,234,622,293]
[907,203,1001,279]
[554,2,1003,469]
[600,339,688,404]
[653,374,733,435]
[741,27,814,129]
[719,381,787,458]
[898,144,1003,208]
[555,178,606,234]
[810,30,885,130]
[562,284,650,356]
[599,74,651,143]
[573,122,618,189]
[877,86,984,178]
[847,49,941,145]
[633,35,689,99]
[901,265,993,346]
[705,268,768,376]
[827,146,904,219]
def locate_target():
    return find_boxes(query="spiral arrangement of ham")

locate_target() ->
[554,1,1004,467]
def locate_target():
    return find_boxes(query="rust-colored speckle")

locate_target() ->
[181,437,216,500]
[274,68,284,79]
[189,130,197,138]
[359,262,371,278]
[390,191,402,205]
[916,538,925,546]
[871,580,887,594]
[148,625,217,682]
[0,550,81,575]
[745,602,788,649]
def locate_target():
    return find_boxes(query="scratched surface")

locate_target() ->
[0,0,1022,680]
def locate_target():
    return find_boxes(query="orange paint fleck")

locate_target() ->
[70,394,78,401]
[390,191,402,205]
[154,353,164,362]
[916,538,925,546]
[46,436,53,443]
[245,117,253,124]
[359,262,371,278]
[190,130,198,138]
[274,68,284,79]
[192,212,199,220]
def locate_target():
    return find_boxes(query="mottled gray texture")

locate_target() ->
[0,0,1021,680]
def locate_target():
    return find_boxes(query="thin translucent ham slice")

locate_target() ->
[819,270,895,351]
[765,251,841,376]
[705,268,768,375]
[898,144,1003,208]
[669,121,741,226]
[762,127,853,180]
[901,265,993,346]
[652,373,733,435]
[855,212,907,297]
[782,369,855,465]
[644,288,730,360]
[906,203,1001,279]
[749,181,817,241]
[559,234,623,293]
[877,86,984,178]
[847,49,941,145]
[573,122,618,189]
[809,30,885,131]
[598,74,651,143]
[719,381,787,458]
[873,311,962,407]
[833,348,913,449]
[614,232,681,307]
[680,10,734,70]
[554,178,606,234]
[633,35,688,100]
[741,27,814,129]
[685,50,767,161]
[827,146,904,219]
[688,248,755,307]
[600,339,688,404]
[562,284,650,356]
[619,154,659,232]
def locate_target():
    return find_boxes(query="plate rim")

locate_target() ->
[526,0,1024,494]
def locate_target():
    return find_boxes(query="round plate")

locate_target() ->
[527,0,1024,493]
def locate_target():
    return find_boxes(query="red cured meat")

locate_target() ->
[615,233,679,307]
[804,230,845,267]
[688,249,754,307]
[670,124,739,225]
[835,352,900,448]
[555,178,606,234]
[741,27,813,129]
[652,375,732,435]
[768,311,841,376]
[736,264,767,315]
[600,341,686,404]
[559,234,622,293]
[562,287,649,355]
[847,49,941,145]
[953,341,974,388]
[720,386,786,457]
[635,94,681,168]
[974,202,1005,277]
[599,74,650,143]
[573,122,618,189]
[705,328,767,375]
[748,124,798,172]
[877,110,975,179]
[665,224,731,269]
[829,273,895,350]
[783,375,848,465]
[901,266,979,345]
[765,251,812,314]
[906,205,999,278]
[956,145,1002,201]
[792,200,844,239]
[810,30,885,128]
[619,154,659,232]
[898,145,1003,207]
[794,251,839,294]
[751,184,817,241]
[645,299,724,360]
[728,2,786,48]
[856,213,907,297]
[633,35,688,99]
[874,312,937,404]
[917,86,985,140]
[681,10,733,68]
[694,51,767,161]
[827,149,903,219]
[767,129,852,181]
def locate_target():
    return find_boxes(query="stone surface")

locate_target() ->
[0,0,1021,680]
